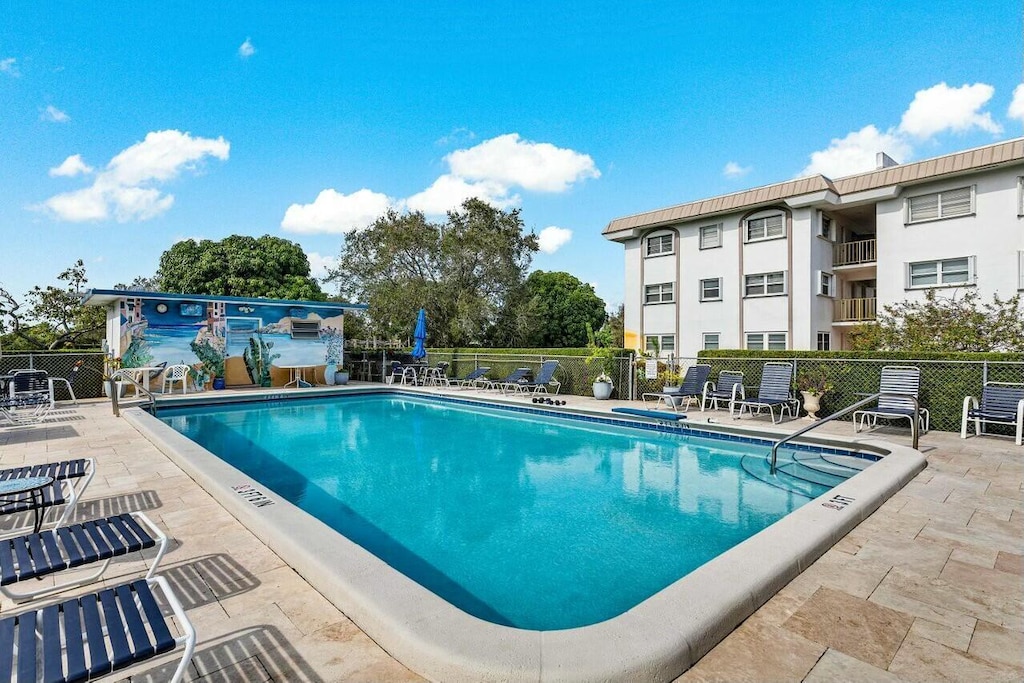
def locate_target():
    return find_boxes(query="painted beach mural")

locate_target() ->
[115,295,346,387]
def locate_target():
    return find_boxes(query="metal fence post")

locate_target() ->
[982,360,988,385]
[629,352,636,400]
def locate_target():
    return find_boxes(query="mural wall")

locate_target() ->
[115,296,345,385]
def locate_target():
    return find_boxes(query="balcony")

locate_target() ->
[834,297,876,323]
[833,238,876,267]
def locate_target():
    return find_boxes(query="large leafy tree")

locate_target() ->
[327,199,538,347]
[157,235,325,300]
[0,260,106,349]
[519,270,606,347]
[849,289,1024,352]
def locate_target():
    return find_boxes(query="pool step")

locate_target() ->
[741,448,868,499]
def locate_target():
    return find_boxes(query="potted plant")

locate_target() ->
[334,366,350,385]
[98,356,124,398]
[796,365,834,419]
[658,369,683,407]
[191,337,226,390]
[586,347,617,400]
[320,326,344,385]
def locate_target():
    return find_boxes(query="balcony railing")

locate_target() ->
[833,238,876,267]
[834,297,877,322]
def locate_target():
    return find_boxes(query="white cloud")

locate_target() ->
[238,38,256,58]
[306,251,338,280]
[1008,83,1024,124]
[435,127,476,146]
[722,161,751,179]
[404,175,517,215]
[281,188,392,234]
[40,105,69,123]
[41,130,229,222]
[799,125,913,178]
[446,133,599,193]
[0,57,18,77]
[48,154,94,177]
[537,226,572,254]
[898,82,1001,138]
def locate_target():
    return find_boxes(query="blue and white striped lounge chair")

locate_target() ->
[503,360,561,395]
[961,382,1024,446]
[0,458,95,538]
[482,367,531,391]
[642,365,712,412]
[0,512,168,602]
[451,366,491,389]
[853,365,930,434]
[701,370,745,415]
[0,576,196,683]
[735,362,799,424]
[1,394,52,426]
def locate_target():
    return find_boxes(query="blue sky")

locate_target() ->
[1,1,1021,310]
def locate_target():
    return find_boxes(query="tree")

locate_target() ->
[598,303,624,348]
[157,235,325,300]
[114,275,161,291]
[0,260,106,350]
[327,199,538,347]
[849,289,1024,352]
[519,270,606,347]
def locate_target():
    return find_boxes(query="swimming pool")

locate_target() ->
[133,388,927,681]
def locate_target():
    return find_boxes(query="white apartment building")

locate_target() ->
[604,138,1024,358]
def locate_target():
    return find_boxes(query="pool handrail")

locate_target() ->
[769,392,919,473]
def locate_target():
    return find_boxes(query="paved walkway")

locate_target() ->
[0,390,1020,682]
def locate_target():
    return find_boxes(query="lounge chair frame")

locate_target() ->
[701,370,745,415]
[853,365,930,434]
[961,381,1024,446]
[642,365,712,412]
[0,458,95,539]
[451,366,491,389]
[501,360,561,395]
[734,362,799,424]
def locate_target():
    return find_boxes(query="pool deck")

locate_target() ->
[1,385,1021,682]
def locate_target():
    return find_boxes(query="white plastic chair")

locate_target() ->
[162,364,191,394]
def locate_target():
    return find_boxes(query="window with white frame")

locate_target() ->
[645,334,675,355]
[816,332,831,351]
[818,271,835,297]
[703,333,720,350]
[819,213,833,240]
[745,332,787,351]
[906,186,974,223]
[646,233,674,257]
[744,271,786,297]
[644,282,674,304]
[700,277,722,301]
[745,213,785,242]
[907,257,975,288]
[699,223,722,249]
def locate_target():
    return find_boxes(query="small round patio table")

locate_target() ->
[0,475,55,534]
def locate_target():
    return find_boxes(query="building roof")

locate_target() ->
[80,288,368,310]
[603,137,1024,237]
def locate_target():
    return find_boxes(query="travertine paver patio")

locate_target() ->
[1,390,1021,682]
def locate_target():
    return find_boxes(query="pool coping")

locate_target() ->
[126,388,927,682]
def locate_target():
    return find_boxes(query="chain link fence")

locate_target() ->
[424,351,635,398]
[0,351,107,400]
[634,355,1024,432]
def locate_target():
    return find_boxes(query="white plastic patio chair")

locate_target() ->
[162,364,191,394]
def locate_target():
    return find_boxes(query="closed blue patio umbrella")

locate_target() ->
[411,308,428,360]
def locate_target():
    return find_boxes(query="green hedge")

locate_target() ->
[432,347,628,357]
[698,350,1024,362]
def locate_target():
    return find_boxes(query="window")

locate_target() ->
[699,223,722,249]
[646,233,674,257]
[820,213,833,240]
[745,213,785,242]
[744,271,786,297]
[1018,177,1024,216]
[907,186,973,223]
[818,271,835,297]
[645,335,675,355]
[644,282,674,304]
[816,332,831,351]
[703,333,720,351]
[907,257,975,288]
[745,332,787,351]
[700,277,722,301]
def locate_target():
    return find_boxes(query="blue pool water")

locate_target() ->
[160,394,843,630]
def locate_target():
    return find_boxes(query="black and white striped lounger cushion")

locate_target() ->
[0,514,158,586]
[0,579,177,682]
